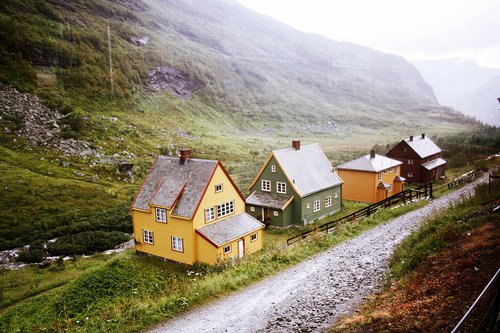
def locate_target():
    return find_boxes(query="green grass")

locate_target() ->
[0,194,431,332]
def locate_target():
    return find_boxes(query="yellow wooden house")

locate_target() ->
[131,149,265,265]
[337,150,405,203]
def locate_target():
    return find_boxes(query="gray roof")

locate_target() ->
[337,154,402,172]
[377,182,392,189]
[394,175,406,182]
[422,157,447,170]
[404,135,441,158]
[132,156,217,218]
[196,212,264,247]
[246,191,293,210]
[273,144,342,197]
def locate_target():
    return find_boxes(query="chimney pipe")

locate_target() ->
[370,150,376,158]
[292,140,301,150]
[409,135,413,142]
[421,133,425,139]
[179,148,192,164]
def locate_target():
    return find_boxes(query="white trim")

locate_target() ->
[205,207,215,222]
[143,230,154,244]
[325,196,332,207]
[313,200,320,212]
[271,165,276,172]
[223,245,231,254]
[155,208,166,223]
[215,183,223,193]
[172,236,183,252]
[251,233,257,242]
[277,181,286,194]
[261,179,271,192]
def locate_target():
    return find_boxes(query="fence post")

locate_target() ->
[367,205,371,217]
[429,182,433,198]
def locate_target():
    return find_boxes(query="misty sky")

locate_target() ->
[238,0,500,69]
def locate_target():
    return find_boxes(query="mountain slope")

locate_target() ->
[413,58,500,125]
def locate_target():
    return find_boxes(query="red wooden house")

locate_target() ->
[386,134,446,183]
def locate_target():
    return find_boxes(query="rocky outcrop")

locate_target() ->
[149,66,203,98]
[130,35,149,46]
[0,84,97,157]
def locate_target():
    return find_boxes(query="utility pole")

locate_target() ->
[107,22,114,95]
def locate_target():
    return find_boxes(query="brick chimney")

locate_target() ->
[421,133,425,139]
[179,148,192,165]
[370,149,376,158]
[409,135,413,142]
[292,140,301,150]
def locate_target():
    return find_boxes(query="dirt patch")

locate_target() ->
[332,217,500,333]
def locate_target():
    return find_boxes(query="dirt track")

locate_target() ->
[148,175,487,333]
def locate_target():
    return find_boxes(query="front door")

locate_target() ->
[238,239,244,258]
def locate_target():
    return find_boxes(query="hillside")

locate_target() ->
[413,58,500,125]
[0,0,478,254]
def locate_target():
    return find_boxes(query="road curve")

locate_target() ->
[148,174,487,333]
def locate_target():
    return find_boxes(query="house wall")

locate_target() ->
[248,155,298,227]
[195,229,264,265]
[301,185,342,224]
[338,169,376,203]
[387,141,424,183]
[132,209,196,265]
[192,165,246,230]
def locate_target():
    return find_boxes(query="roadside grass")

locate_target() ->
[0,194,431,333]
[330,178,500,333]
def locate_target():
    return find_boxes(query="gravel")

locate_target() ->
[148,174,487,333]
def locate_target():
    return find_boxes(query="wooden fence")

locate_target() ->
[286,182,433,246]
[447,170,481,189]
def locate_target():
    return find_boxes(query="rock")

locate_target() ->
[148,66,204,98]
[130,35,149,46]
[117,163,134,173]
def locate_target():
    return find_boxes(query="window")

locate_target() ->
[172,237,183,252]
[408,172,413,178]
[313,200,320,212]
[401,146,407,152]
[217,200,234,218]
[325,196,332,207]
[306,203,311,209]
[205,207,215,222]
[273,211,279,216]
[251,233,257,242]
[384,169,388,174]
[250,206,255,212]
[156,208,166,223]
[261,180,271,192]
[215,183,223,192]
[277,182,286,194]
[389,168,393,173]
[223,245,231,254]
[271,165,276,172]
[394,167,398,175]
[377,172,382,181]
[334,192,338,199]
[143,230,154,244]
[388,184,393,192]
[408,159,414,165]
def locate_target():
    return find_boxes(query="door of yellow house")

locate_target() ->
[238,239,244,258]
[377,188,388,202]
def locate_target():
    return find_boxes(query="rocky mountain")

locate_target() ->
[413,58,500,125]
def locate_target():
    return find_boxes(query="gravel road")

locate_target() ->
[148,175,487,333]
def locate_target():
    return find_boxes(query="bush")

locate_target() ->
[48,231,130,256]
[17,247,45,263]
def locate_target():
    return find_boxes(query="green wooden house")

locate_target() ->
[246,141,343,227]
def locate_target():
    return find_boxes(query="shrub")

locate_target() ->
[48,231,130,256]
[17,247,45,263]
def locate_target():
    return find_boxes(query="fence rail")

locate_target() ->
[451,268,500,333]
[448,170,481,189]
[286,182,433,246]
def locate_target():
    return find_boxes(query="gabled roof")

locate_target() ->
[246,191,294,210]
[421,157,447,170]
[131,156,244,219]
[337,154,402,172]
[196,212,264,247]
[403,135,442,159]
[249,143,342,197]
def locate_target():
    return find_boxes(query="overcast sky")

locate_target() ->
[238,0,500,68]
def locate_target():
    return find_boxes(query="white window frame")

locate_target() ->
[334,192,338,199]
[313,200,320,212]
[217,200,235,218]
[172,236,183,252]
[271,165,276,172]
[250,206,255,212]
[223,245,231,254]
[408,172,413,178]
[325,196,332,207]
[143,230,154,244]
[251,233,257,242]
[205,207,215,222]
[261,180,271,192]
[215,183,223,193]
[408,159,414,165]
[273,211,279,216]
[277,182,286,194]
[155,208,166,223]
